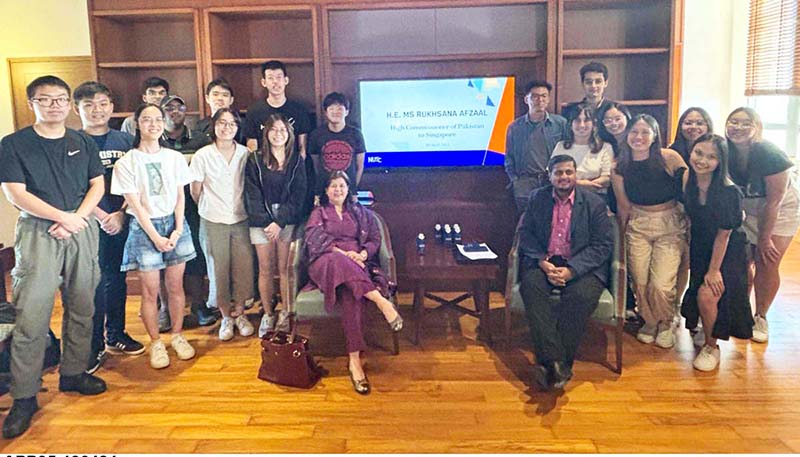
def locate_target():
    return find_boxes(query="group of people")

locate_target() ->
[0,57,796,437]
[0,60,398,438]
[508,62,799,390]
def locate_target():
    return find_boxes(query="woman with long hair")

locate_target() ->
[598,102,632,158]
[679,134,752,371]
[304,171,402,395]
[552,103,613,193]
[670,107,713,162]
[725,107,800,343]
[612,114,688,349]
[244,114,307,337]
[190,108,255,341]
[111,103,197,369]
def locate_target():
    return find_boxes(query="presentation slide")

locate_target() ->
[359,76,515,168]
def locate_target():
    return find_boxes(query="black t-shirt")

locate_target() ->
[0,126,104,212]
[89,129,134,213]
[729,140,793,198]
[307,125,365,194]
[243,99,312,149]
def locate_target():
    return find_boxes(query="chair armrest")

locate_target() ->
[505,231,521,306]
[609,217,627,319]
[285,225,306,314]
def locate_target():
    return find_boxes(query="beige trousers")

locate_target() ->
[626,205,688,326]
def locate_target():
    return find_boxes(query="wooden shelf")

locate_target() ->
[92,9,193,21]
[564,0,661,10]
[331,51,543,65]
[111,111,201,118]
[211,58,314,66]
[562,48,669,57]
[206,5,312,20]
[560,99,667,108]
[97,61,197,69]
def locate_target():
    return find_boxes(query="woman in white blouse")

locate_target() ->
[190,108,255,341]
[552,103,613,193]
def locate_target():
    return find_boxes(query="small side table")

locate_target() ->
[405,241,499,346]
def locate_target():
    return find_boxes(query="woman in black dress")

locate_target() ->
[680,133,752,372]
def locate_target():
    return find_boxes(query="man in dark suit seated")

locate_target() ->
[518,154,613,390]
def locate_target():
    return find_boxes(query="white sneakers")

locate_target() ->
[258,313,275,338]
[655,321,676,349]
[637,321,676,348]
[149,340,170,369]
[149,334,195,369]
[219,317,235,341]
[636,323,657,344]
[170,334,196,360]
[752,315,769,343]
[235,315,255,337]
[693,344,721,371]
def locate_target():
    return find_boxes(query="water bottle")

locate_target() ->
[453,224,462,243]
[416,233,426,255]
[443,224,452,245]
[434,223,443,243]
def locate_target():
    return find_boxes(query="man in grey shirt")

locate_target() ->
[119,76,169,135]
[505,80,567,215]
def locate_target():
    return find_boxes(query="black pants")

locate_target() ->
[92,223,129,351]
[519,267,604,366]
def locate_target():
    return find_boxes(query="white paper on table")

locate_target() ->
[455,243,498,260]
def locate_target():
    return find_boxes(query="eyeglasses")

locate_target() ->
[726,120,755,129]
[31,96,70,107]
[163,105,187,113]
[216,120,237,129]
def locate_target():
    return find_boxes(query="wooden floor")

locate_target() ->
[2,240,800,454]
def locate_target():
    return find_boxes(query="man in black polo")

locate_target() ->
[158,95,216,329]
[561,61,614,121]
[0,75,108,439]
[195,77,245,146]
[505,80,568,216]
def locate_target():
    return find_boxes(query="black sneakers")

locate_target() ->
[106,332,145,356]
[86,348,107,375]
[195,306,219,327]
[2,397,39,439]
[59,372,107,395]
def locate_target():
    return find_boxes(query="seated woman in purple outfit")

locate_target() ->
[304,171,403,395]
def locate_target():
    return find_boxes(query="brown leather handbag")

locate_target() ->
[258,315,324,389]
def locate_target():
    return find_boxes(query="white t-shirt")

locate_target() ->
[190,143,249,225]
[552,141,613,186]
[111,147,193,218]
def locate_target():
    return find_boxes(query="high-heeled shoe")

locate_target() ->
[348,369,371,395]
[387,303,403,332]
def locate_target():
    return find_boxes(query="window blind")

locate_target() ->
[745,0,800,96]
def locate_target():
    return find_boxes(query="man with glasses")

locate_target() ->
[505,80,568,216]
[120,76,170,135]
[158,95,216,330]
[0,75,108,439]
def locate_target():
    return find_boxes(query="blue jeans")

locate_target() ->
[92,222,129,351]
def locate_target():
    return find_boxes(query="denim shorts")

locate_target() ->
[121,214,197,272]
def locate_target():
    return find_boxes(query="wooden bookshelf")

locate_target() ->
[88,0,684,289]
[89,8,204,116]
